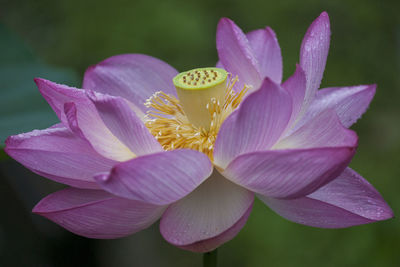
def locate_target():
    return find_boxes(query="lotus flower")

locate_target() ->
[5,12,392,253]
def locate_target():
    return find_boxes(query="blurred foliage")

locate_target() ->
[0,24,78,144]
[0,0,399,266]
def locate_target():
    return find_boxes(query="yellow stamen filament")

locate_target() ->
[145,76,248,161]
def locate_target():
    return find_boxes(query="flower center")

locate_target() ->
[144,67,248,161]
[173,68,228,129]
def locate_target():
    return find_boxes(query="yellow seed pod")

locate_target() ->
[173,67,228,129]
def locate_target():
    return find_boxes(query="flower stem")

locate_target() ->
[203,249,218,267]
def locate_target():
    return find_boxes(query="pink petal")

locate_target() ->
[35,78,134,161]
[86,90,162,156]
[63,102,135,162]
[300,12,331,113]
[5,126,117,189]
[216,18,262,91]
[274,109,357,149]
[82,54,178,112]
[160,171,254,250]
[179,203,252,253]
[213,78,292,169]
[259,168,393,228]
[222,147,356,199]
[35,78,86,124]
[33,188,165,238]
[246,27,282,83]
[95,150,213,205]
[282,64,307,128]
[298,85,376,129]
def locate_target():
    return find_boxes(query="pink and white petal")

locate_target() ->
[222,147,356,199]
[274,109,357,149]
[179,203,253,253]
[35,78,86,124]
[258,168,393,228]
[33,188,166,238]
[5,126,117,189]
[82,54,178,111]
[160,171,254,249]
[247,27,282,83]
[35,78,134,161]
[297,85,376,130]
[64,102,135,161]
[217,18,262,91]
[95,150,213,205]
[282,64,307,128]
[86,91,162,156]
[299,12,331,114]
[214,78,292,169]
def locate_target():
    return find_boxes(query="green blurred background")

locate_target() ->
[0,0,399,266]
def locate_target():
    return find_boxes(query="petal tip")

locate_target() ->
[318,11,330,28]
[264,26,279,41]
[305,11,331,40]
[33,77,43,85]
[367,84,377,94]
[4,135,13,150]
[375,200,394,221]
[34,77,52,89]
[259,76,281,91]
[31,205,42,215]
[32,198,48,214]
[320,11,329,18]
[218,17,233,25]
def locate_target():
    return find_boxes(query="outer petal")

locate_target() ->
[86,90,162,156]
[35,78,134,161]
[5,126,116,189]
[222,147,356,199]
[216,18,262,91]
[282,64,307,128]
[259,168,393,228]
[274,109,358,149]
[82,54,178,111]
[160,171,254,251]
[246,27,283,83]
[299,11,331,115]
[35,78,86,124]
[179,204,253,253]
[297,85,376,129]
[95,150,213,205]
[213,78,292,169]
[33,188,166,238]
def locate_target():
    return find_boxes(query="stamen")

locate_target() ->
[144,74,248,161]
